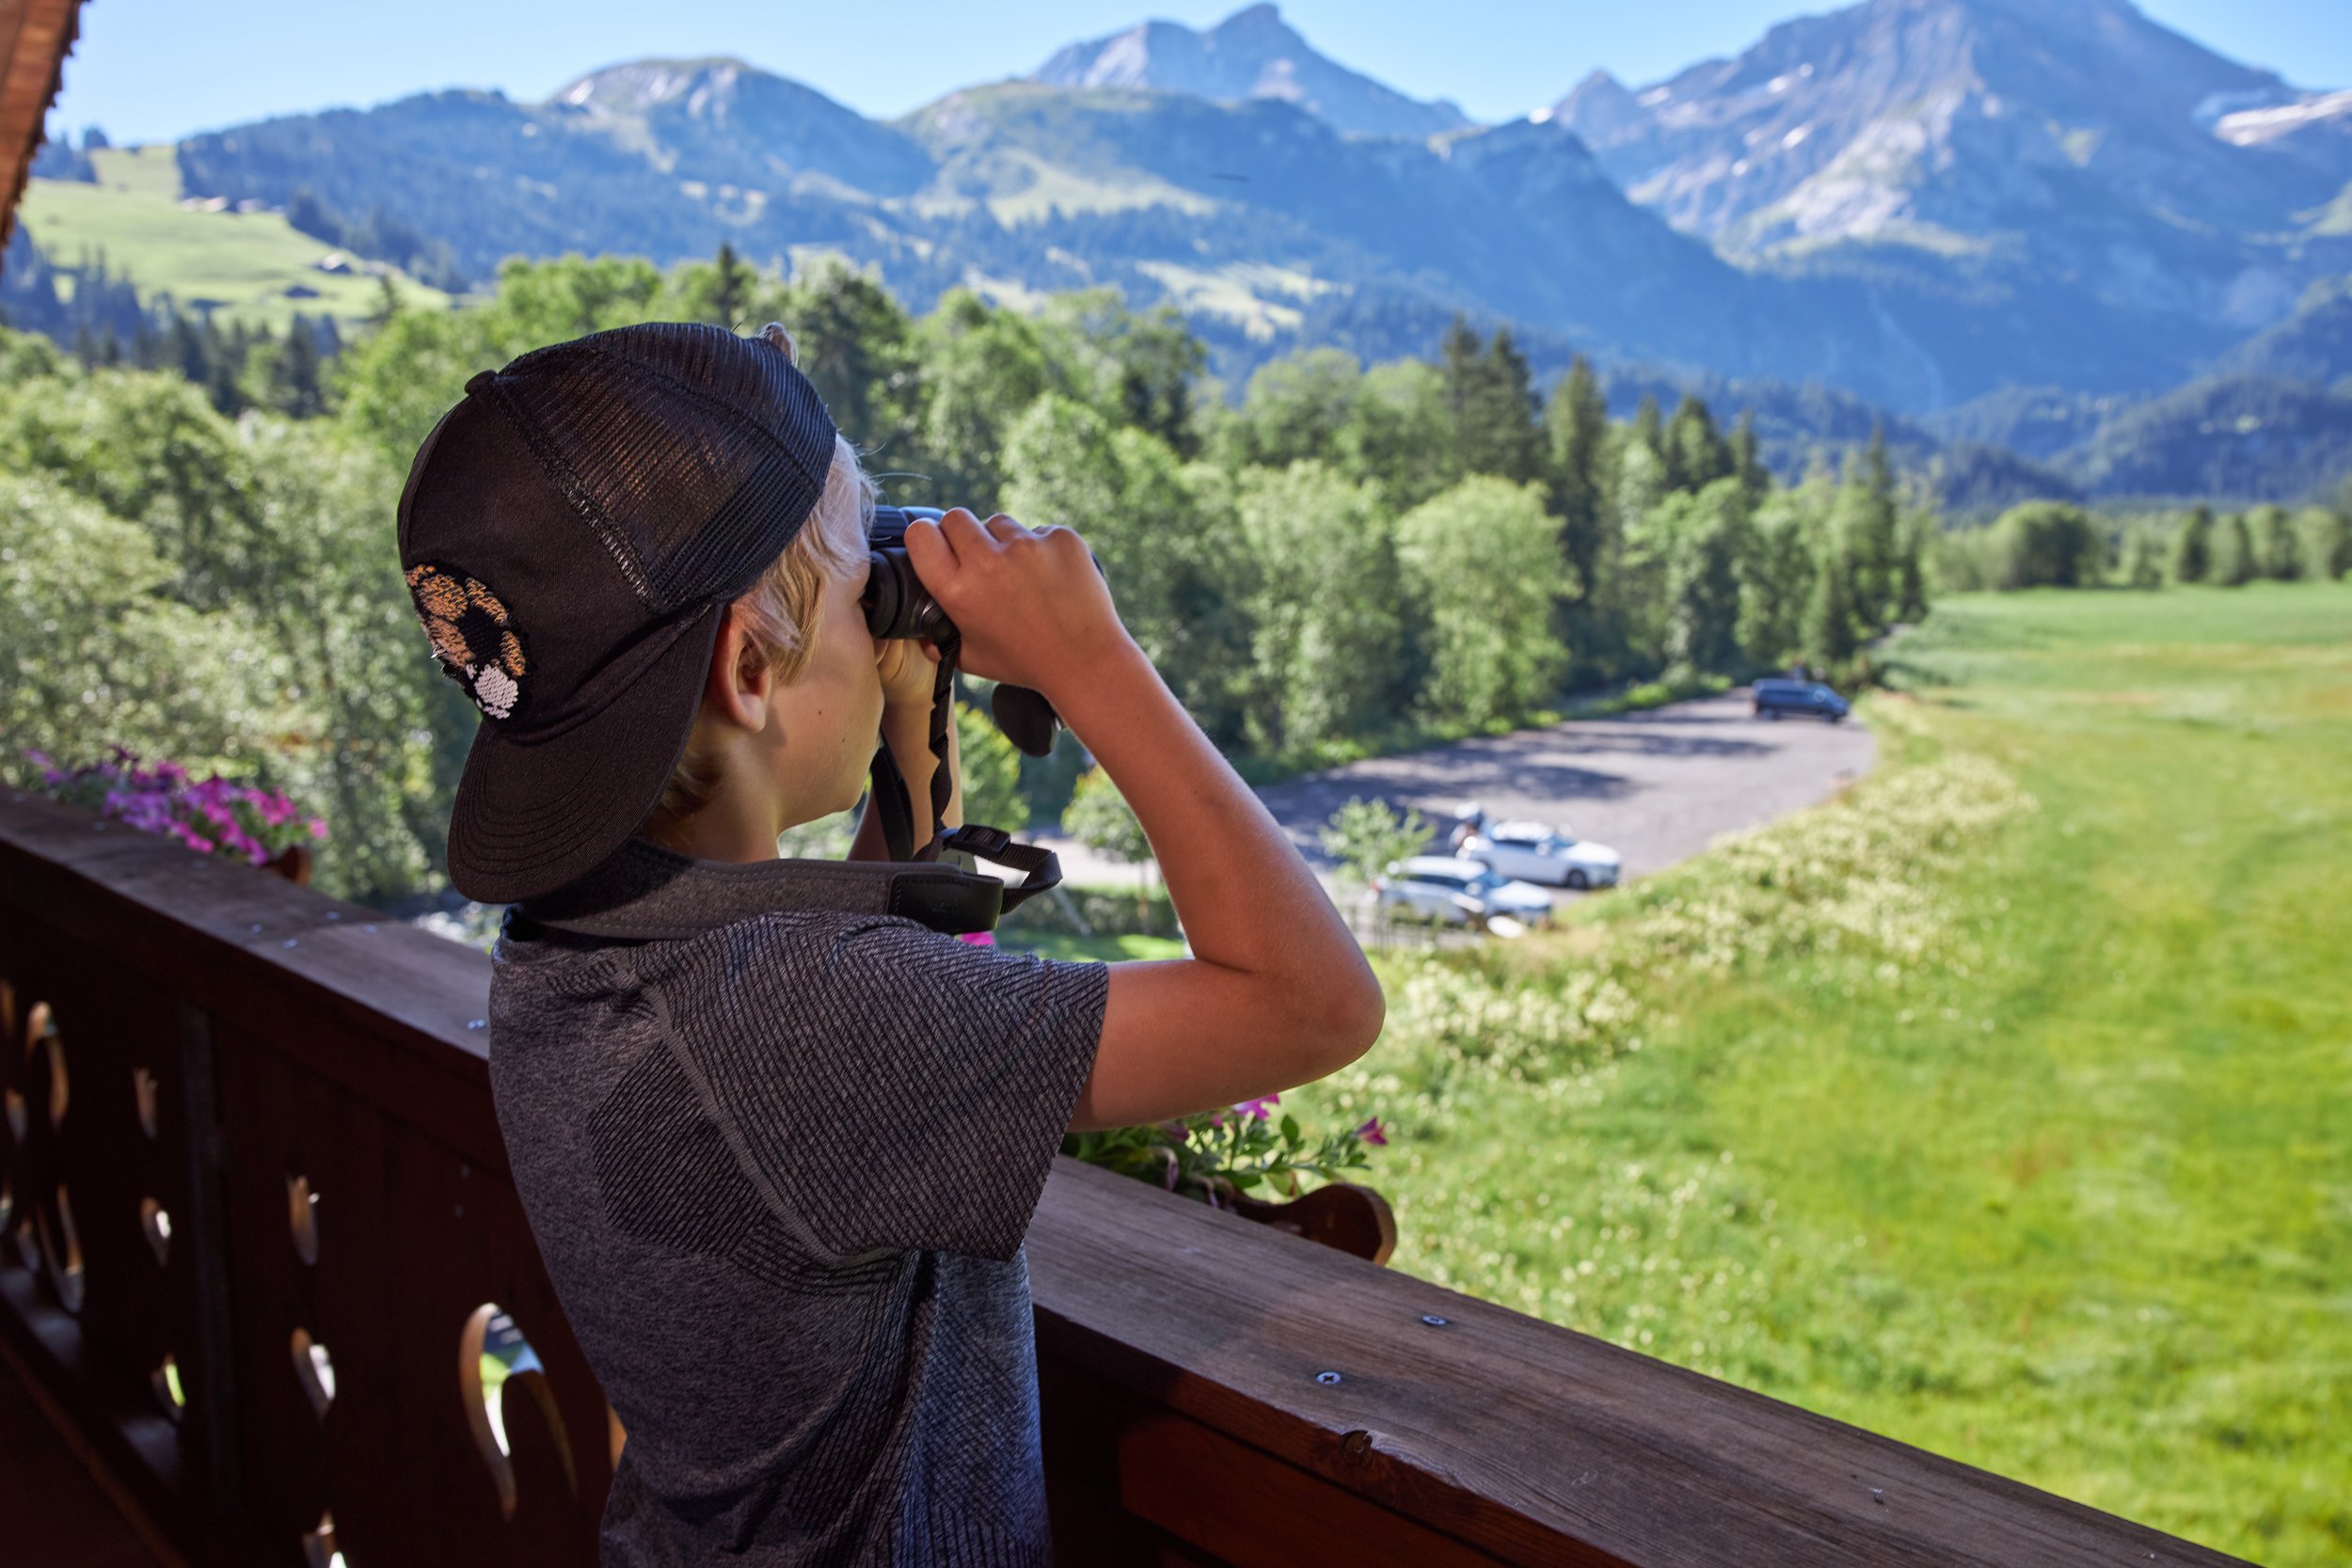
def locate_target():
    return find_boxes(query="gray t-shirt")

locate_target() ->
[485,836,1109,1566]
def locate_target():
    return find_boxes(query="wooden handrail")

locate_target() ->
[0,793,2249,1567]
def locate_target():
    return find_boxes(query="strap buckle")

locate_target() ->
[944,824,1012,860]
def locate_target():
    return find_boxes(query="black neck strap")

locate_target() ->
[513,827,1060,941]
[518,633,1061,942]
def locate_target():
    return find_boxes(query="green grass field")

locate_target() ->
[1286,582,2352,1565]
[17,147,452,334]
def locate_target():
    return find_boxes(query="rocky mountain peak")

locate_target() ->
[546,55,934,198]
[1547,0,2323,260]
[1540,71,1645,139]
[1030,3,1470,141]
[550,57,766,118]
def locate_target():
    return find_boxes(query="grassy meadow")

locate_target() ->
[1285,582,2352,1565]
[18,147,451,333]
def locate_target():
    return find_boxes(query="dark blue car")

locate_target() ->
[1753,677,1851,722]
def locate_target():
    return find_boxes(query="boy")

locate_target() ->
[396,321,1383,1564]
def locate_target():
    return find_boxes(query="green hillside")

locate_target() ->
[1289,583,2352,1565]
[16,147,452,334]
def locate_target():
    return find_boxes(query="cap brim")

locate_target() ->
[444,604,721,905]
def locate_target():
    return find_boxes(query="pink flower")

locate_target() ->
[1232,1094,1280,1122]
[1353,1117,1389,1147]
[307,816,328,840]
[236,785,294,827]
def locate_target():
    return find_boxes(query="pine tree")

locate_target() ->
[785,258,920,457]
[2211,512,2256,586]
[707,241,754,330]
[364,274,402,333]
[204,318,246,416]
[1895,510,1931,619]
[168,312,209,386]
[1803,551,1860,670]
[2248,505,2300,580]
[1481,328,1544,483]
[1731,411,1770,504]
[2302,503,2352,580]
[273,313,326,419]
[1546,355,1611,601]
[2170,505,2214,582]
[1836,427,1899,627]
[1664,395,1731,494]
[1438,313,1482,405]
[1630,395,1665,471]
[1438,316,1542,483]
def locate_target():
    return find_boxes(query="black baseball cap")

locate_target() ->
[396,321,838,904]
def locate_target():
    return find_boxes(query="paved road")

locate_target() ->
[1026,689,1873,894]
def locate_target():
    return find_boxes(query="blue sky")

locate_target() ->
[44,0,2352,147]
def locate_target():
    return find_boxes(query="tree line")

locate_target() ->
[1940,497,2352,592]
[2,246,1931,907]
[1,231,347,418]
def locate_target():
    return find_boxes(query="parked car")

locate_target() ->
[1460,820,1623,890]
[1375,856,1555,930]
[1753,677,1851,722]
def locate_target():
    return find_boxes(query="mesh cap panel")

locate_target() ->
[396,319,843,902]
[473,322,839,614]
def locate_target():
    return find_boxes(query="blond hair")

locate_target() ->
[637,434,875,836]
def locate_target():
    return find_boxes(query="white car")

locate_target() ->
[1462,820,1622,891]
[1375,856,1555,929]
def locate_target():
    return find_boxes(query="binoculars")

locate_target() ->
[862,506,1068,758]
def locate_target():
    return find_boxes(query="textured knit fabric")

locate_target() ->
[485,836,1109,1566]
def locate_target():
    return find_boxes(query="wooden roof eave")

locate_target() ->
[0,0,86,253]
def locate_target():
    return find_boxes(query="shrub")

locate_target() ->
[1991,501,2104,589]
[2210,513,2257,587]
[1320,797,1435,892]
[2297,505,2351,581]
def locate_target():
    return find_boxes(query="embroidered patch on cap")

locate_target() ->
[405,562,529,720]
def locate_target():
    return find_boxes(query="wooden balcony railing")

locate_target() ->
[0,792,2248,1567]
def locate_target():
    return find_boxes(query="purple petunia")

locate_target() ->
[1353,1117,1389,1147]
[29,748,326,864]
[1232,1094,1280,1121]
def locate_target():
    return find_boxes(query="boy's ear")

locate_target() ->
[705,605,774,733]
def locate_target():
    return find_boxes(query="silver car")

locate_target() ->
[1375,855,1555,929]
[1461,820,1622,890]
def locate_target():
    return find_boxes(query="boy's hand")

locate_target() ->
[875,636,941,712]
[900,509,1135,697]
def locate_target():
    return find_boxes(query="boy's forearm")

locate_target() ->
[1051,643,1364,989]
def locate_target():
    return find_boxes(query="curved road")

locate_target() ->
[1028,689,1874,894]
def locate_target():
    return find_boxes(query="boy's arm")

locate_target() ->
[902,511,1384,1131]
[847,646,962,861]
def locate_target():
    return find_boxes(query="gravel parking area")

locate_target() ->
[1253,689,1875,887]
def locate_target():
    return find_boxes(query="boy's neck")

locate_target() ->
[641,791,787,864]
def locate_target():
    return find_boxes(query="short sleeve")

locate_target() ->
[667,915,1108,1261]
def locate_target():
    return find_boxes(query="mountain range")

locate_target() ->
[93,1,2352,499]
